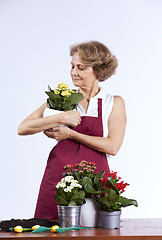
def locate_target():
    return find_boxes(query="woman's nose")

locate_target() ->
[72,67,79,76]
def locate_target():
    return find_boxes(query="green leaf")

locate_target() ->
[74,198,84,205]
[106,179,119,194]
[101,197,111,209]
[48,85,52,91]
[111,204,122,211]
[71,190,85,200]
[56,188,66,199]
[84,183,100,194]
[96,180,103,191]
[65,191,74,202]
[47,98,55,109]
[82,177,92,186]
[46,91,61,101]
[73,171,82,182]
[62,102,72,111]
[68,200,77,206]
[54,195,68,206]
[62,172,67,178]
[65,93,83,105]
[54,98,62,110]
[118,196,138,207]
[94,170,105,184]
[106,189,119,203]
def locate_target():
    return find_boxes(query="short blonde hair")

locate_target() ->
[70,41,118,81]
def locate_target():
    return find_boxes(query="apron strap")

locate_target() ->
[98,98,102,118]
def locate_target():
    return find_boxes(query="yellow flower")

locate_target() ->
[69,89,75,93]
[61,90,71,97]
[32,225,40,230]
[54,89,60,95]
[51,225,59,232]
[14,226,23,233]
[57,83,68,90]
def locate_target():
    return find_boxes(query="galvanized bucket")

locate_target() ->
[57,205,81,227]
[99,210,121,229]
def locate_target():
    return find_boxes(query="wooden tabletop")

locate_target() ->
[0,218,162,240]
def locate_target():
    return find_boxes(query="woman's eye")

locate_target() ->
[78,66,84,70]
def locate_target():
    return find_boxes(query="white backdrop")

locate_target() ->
[0,0,162,220]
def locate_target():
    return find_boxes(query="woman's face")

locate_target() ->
[70,52,98,89]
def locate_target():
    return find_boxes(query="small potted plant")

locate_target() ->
[96,171,138,229]
[44,83,83,117]
[63,160,105,227]
[54,175,85,227]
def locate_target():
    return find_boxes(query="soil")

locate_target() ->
[0,218,59,232]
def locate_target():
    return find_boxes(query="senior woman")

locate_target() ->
[18,41,127,219]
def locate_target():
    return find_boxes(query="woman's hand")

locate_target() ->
[62,110,81,127]
[43,126,72,141]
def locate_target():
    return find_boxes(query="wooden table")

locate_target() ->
[0,219,162,239]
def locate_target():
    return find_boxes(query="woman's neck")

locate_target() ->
[79,82,100,100]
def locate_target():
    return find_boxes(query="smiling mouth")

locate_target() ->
[73,78,81,80]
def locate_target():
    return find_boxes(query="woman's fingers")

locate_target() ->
[63,110,81,127]
[43,130,56,139]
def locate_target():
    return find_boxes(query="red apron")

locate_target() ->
[34,99,110,219]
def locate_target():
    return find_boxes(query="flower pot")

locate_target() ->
[99,210,121,229]
[57,205,81,228]
[43,108,63,118]
[43,108,66,127]
[80,198,101,227]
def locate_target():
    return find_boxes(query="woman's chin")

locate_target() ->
[72,80,82,87]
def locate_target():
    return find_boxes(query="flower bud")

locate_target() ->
[14,226,23,233]
[32,225,40,230]
[51,225,59,232]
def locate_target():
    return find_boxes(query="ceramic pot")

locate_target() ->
[80,198,101,227]
[43,108,67,127]
[43,108,63,117]
[99,210,121,229]
[57,205,81,227]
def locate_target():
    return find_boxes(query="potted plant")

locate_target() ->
[54,175,85,227]
[63,160,105,227]
[96,171,138,229]
[44,83,83,117]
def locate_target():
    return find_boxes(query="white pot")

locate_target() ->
[80,198,101,227]
[43,108,67,127]
[43,108,63,117]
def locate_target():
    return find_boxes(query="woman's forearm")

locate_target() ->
[69,130,119,156]
[18,114,64,135]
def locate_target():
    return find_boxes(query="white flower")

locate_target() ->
[61,178,65,183]
[56,176,82,190]
[64,186,73,192]
[56,182,66,189]
[64,188,69,192]
[64,176,74,183]
[69,179,82,189]
[70,182,82,188]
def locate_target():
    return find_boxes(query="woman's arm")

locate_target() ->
[18,103,81,135]
[44,96,127,156]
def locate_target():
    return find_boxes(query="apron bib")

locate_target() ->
[34,99,110,219]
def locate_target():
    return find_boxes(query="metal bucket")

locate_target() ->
[57,205,81,227]
[99,210,121,229]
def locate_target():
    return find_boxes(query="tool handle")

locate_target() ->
[68,227,92,230]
